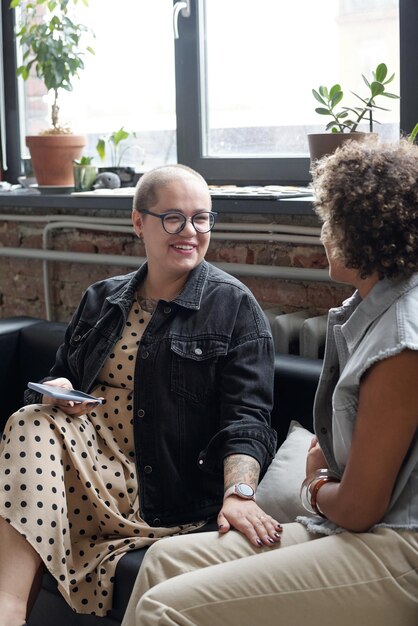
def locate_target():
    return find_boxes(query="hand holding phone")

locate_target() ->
[27,382,103,405]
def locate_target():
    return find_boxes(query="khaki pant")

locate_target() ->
[122,522,418,626]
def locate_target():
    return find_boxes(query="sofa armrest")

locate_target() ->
[0,317,46,429]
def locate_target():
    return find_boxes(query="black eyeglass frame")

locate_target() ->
[139,209,218,234]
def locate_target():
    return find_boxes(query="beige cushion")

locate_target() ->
[256,420,313,523]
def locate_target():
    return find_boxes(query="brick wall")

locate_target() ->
[0,209,352,323]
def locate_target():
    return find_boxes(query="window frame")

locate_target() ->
[1,0,418,185]
[174,0,418,185]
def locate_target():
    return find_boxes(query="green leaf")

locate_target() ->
[312,89,326,106]
[318,85,329,98]
[315,107,331,116]
[370,81,385,98]
[112,127,130,147]
[330,91,343,108]
[96,138,106,161]
[17,65,29,80]
[384,72,395,85]
[375,63,387,83]
[381,92,400,99]
[409,122,418,144]
[363,103,388,111]
[325,121,338,131]
[329,84,342,99]
[362,74,371,88]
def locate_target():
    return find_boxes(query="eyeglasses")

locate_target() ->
[140,209,217,234]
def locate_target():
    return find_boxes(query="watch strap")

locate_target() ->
[223,483,255,501]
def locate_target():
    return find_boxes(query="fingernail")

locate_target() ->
[218,524,225,530]
[274,532,282,539]
[267,537,275,544]
[256,538,263,547]
[276,524,283,530]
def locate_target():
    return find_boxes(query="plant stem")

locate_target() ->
[51,90,59,130]
[351,97,373,132]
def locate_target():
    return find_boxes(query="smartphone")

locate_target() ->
[27,382,103,404]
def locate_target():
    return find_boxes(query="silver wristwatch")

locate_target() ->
[223,482,255,501]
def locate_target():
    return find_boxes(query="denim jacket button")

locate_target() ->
[144,465,153,473]
[142,350,149,359]
[194,348,203,356]
[153,518,161,526]
[73,334,81,342]
[137,409,145,418]
[164,306,171,314]
[320,427,328,434]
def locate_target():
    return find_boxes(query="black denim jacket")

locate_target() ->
[25,261,277,526]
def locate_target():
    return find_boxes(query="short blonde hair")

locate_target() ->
[133,164,211,213]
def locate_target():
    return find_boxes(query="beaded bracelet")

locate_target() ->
[300,469,340,517]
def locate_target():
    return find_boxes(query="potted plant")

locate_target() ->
[73,155,97,191]
[11,0,94,188]
[96,127,144,187]
[308,63,399,161]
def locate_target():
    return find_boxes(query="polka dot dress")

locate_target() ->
[0,298,204,616]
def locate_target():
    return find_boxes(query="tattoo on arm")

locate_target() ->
[224,454,260,491]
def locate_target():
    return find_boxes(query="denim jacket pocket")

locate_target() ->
[69,320,95,348]
[170,338,229,404]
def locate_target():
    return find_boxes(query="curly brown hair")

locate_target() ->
[312,137,418,279]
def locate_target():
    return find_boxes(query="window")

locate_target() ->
[17,0,177,172]
[176,0,402,184]
[2,0,418,186]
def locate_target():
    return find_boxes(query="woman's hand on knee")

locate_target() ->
[217,499,282,548]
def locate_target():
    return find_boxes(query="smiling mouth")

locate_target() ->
[172,244,195,251]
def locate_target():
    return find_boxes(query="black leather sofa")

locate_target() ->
[0,316,323,626]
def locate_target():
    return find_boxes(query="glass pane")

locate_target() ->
[202,0,400,157]
[19,0,176,171]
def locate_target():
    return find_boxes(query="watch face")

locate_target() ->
[237,483,254,498]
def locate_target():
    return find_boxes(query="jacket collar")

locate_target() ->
[106,260,209,311]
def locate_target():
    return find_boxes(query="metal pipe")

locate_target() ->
[0,213,321,235]
[212,232,320,243]
[42,225,320,244]
[42,221,135,320]
[0,213,325,320]
[40,220,320,318]
[0,246,330,280]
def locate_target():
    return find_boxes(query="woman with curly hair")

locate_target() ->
[121,138,418,626]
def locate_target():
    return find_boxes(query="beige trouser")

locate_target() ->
[122,522,418,626]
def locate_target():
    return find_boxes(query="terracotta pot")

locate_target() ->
[307,132,372,163]
[26,134,86,187]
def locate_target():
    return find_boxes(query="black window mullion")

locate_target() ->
[174,0,311,186]
[1,1,21,183]
[399,0,418,135]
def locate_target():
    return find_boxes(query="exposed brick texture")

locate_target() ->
[0,208,352,324]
